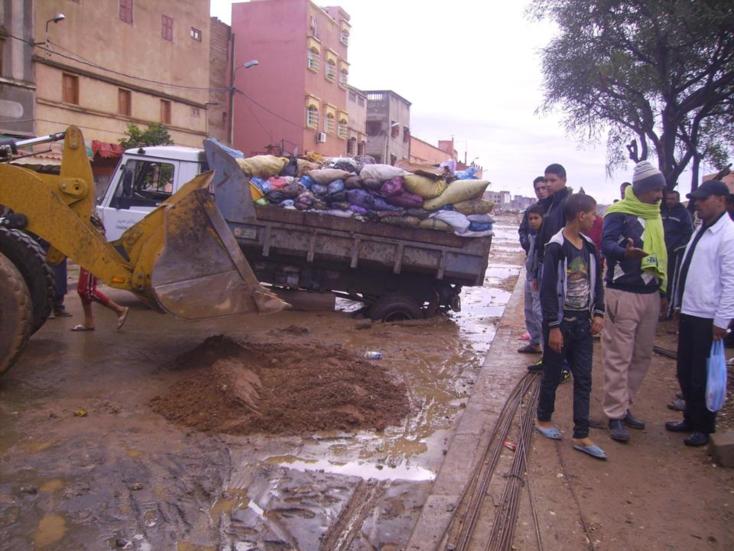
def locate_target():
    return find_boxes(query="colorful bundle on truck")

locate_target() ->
[236,155,494,237]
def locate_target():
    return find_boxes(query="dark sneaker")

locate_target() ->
[527,360,543,373]
[609,419,630,443]
[683,432,709,447]
[623,410,645,430]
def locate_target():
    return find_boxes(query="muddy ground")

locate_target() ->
[0,217,523,550]
[510,304,734,550]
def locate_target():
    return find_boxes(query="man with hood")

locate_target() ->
[661,189,693,316]
[601,161,667,443]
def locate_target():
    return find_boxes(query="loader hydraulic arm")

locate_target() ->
[0,127,136,289]
[0,126,287,319]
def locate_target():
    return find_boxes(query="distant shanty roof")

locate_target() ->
[363,90,412,107]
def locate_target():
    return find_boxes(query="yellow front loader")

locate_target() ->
[0,126,286,374]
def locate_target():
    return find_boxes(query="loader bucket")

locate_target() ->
[144,145,289,319]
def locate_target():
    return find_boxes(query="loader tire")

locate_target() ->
[0,253,33,376]
[368,293,422,322]
[0,227,55,334]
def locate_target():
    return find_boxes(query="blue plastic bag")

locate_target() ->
[706,339,727,412]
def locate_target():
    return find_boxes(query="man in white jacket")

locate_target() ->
[665,180,734,447]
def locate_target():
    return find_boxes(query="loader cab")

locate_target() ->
[97,145,206,240]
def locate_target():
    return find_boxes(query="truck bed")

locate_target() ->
[227,206,492,287]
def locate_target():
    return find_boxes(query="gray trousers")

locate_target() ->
[524,276,543,347]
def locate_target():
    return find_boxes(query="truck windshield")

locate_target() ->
[111,159,175,208]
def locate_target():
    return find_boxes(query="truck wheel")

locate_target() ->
[369,294,422,322]
[0,227,55,334]
[0,254,33,375]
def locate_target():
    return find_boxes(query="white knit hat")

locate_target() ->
[632,161,666,193]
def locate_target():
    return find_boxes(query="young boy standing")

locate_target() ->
[536,194,607,460]
[519,203,545,354]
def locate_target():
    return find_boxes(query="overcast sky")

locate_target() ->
[210,0,697,204]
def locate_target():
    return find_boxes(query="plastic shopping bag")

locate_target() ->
[706,339,727,412]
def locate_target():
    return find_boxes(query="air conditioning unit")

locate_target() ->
[316,132,327,144]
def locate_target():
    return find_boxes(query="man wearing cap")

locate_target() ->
[601,161,667,443]
[665,181,734,446]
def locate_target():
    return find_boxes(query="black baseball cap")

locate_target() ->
[687,180,730,200]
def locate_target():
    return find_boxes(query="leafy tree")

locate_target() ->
[531,0,734,190]
[119,123,173,149]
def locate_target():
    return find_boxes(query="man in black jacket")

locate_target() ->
[661,189,693,315]
[535,164,573,274]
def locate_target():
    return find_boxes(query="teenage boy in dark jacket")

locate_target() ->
[535,164,573,272]
[519,176,549,253]
[536,193,606,460]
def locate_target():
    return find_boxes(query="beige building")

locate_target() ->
[33,0,210,148]
[208,16,232,144]
[346,85,366,156]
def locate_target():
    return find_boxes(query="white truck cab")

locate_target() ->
[97,145,207,240]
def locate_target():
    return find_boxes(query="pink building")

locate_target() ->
[231,0,351,156]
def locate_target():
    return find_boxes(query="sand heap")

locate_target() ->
[150,335,409,435]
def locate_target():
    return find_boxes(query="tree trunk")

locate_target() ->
[690,154,701,194]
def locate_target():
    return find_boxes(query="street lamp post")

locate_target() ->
[229,59,259,146]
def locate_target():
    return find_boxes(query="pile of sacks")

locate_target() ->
[235,155,494,237]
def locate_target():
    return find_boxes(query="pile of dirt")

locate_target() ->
[150,335,409,435]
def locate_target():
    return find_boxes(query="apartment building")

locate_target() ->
[230,0,351,156]
[0,0,35,138]
[31,0,210,148]
[364,89,411,165]
[346,85,366,156]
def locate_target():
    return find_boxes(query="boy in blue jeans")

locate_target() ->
[519,203,545,354]
[536,193,607,460]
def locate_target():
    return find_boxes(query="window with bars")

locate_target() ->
[0,37,5,76]
[62,73,79,105]
[307,50,320,71]
[118,88,131,116]
[306,106,319,128]
[337,121,348,140]
[347,138,356,155]
[325,61,336,82]
[160,100,171,124]
[340,29,349,46]
[325,114,336,134]
[162,15,173,41]
[119,0,133,24]
[339,70,348,88]
[190,27,202,41]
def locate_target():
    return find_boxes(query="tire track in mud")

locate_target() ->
[320,479,388,551]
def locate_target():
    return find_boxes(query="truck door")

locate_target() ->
[98,157,179,240]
